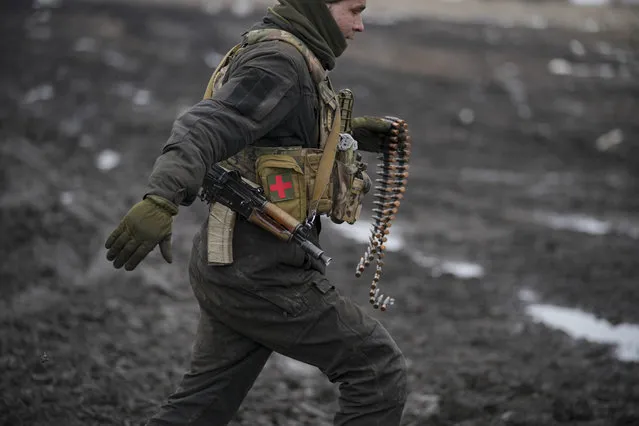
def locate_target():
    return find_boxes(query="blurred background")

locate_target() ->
[1,0,638,425]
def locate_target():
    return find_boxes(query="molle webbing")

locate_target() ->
[205,28,340,212]
[205,28,339,174]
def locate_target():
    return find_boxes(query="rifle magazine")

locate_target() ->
[207,202,237,265]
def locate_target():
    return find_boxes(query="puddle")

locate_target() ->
[526,304,639,362]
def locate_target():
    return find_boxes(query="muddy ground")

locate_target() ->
[1,1,639,425]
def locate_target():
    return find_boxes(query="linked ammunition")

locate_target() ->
[354,117,411,312]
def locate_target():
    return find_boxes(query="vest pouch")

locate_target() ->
[331,159,365,225]
[346,174,367,224]
[303,150,333,215]
[256,154,307,222]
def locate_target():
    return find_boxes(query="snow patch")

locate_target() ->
[527,304,639,362]
[23,84,54,104]
[533,212,611,235]
[96,149,121,171]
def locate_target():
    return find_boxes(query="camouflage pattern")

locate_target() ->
[245,29,326,84]
[330,160,368,224]
[330,90,371,224]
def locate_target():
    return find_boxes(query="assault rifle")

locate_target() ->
[200,164,332,266]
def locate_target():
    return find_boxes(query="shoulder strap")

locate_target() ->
[244,29,326,85]
[203,43,244,100]
[203,29,326,99]
[309,112,341,218]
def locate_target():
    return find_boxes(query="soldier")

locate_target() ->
[105,0,409,425]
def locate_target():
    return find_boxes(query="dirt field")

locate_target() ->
[1,0,638,425]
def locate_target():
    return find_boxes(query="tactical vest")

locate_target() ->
[203,29,368,264]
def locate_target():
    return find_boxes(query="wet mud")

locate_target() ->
[1,1,638,425]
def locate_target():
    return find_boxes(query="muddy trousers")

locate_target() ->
[146,250,407,425]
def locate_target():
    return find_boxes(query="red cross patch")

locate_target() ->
[267,172,295,202]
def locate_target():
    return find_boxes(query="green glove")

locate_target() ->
[351,116,402,152]
[352,116,394,134]
[105,195,178,271]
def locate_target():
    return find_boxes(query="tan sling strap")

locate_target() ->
[308,112,341,220]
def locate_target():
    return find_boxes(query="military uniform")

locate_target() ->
[141,2,408,425]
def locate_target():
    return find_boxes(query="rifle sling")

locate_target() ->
[309,112,341,217]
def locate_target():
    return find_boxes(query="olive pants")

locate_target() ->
[147,221,407,426]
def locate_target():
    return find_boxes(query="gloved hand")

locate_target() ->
[351,116,411,153]
[105,195,178,271]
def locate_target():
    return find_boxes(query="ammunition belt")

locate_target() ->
[355,117,412,312]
